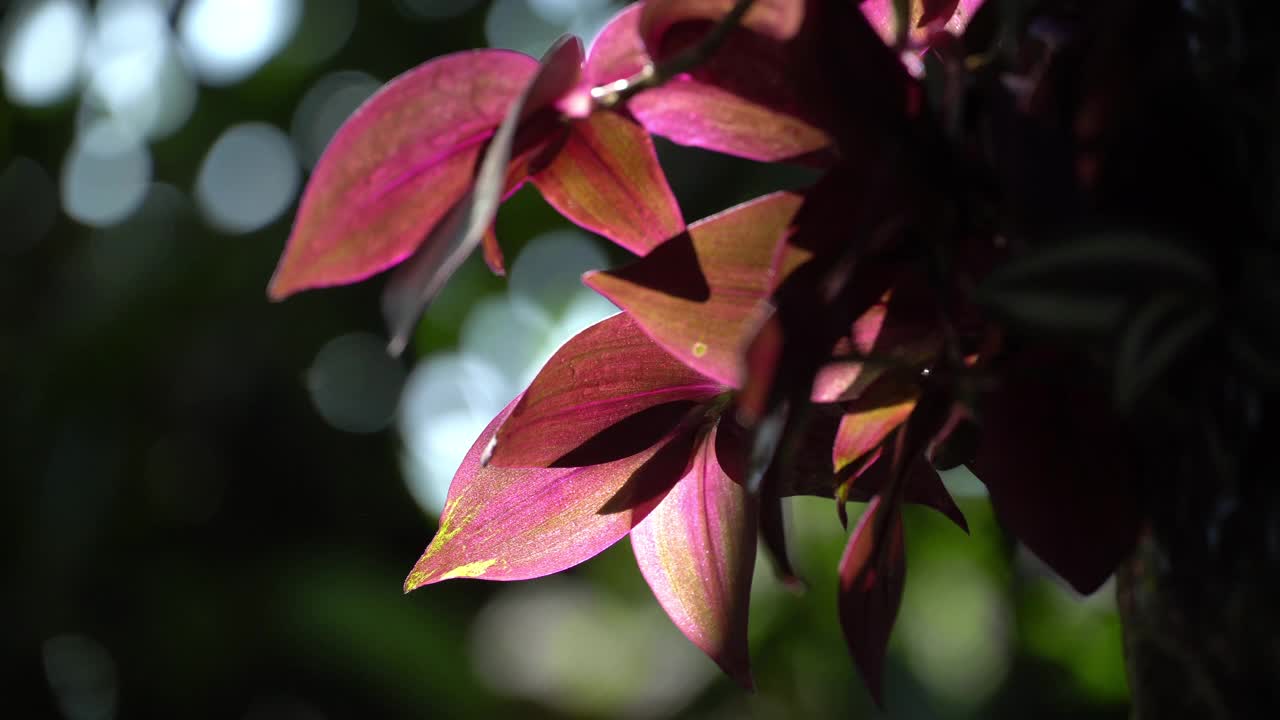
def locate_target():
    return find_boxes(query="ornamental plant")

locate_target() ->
[272,0,1280,713]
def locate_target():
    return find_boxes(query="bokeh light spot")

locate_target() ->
[399,352,510,515]
[484,0,563,57]
[509,229,610,316]
[178,0,300,86]
[195,122,299,234]
[61,119,152,228]
[2,0,88,107]
[307,332,407,435]
[42,633,118,720]
[83,0,197,140]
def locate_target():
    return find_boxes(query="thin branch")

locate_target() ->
[591,0,759,109]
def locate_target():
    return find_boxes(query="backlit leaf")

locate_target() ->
[488,313,725,468]
[586,192,804,388]
[533,110,684,255]
[382,36,585,354]
[269,50,537,299]
[589,5,830,162]
[832,392,917,473]
[405,397,690,589]
[631,421,758,688]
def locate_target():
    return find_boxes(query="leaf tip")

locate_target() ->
[266,265,301,302]
[403,566,433,593]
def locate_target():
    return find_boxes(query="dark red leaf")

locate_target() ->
[838,494,906,707]
[970,350,1142,594]
[638,0,805,49]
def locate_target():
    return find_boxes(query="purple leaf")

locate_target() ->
[533,110,684,255]
[487,313,725,468]
[631,421,758,688]
[405,396,691,589]
[585,192,804,388]
[837,494,906,707]
[269,50,537,299]
[383,36,586,354]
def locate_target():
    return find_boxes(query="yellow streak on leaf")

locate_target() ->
[437,559,498,581]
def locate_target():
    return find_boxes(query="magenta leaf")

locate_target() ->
[269,50,537,299]
[487,313,725,468]
[532,110,684,255]
[631,421,758,688]
[837,494,906,707]
[405,396,692,589]
[588,5,831,163]
[382,36,585,354]
[586,192,804,388]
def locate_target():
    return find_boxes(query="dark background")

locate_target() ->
[3,1,1128,717]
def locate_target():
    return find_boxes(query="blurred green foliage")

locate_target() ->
[2,2,1128,717]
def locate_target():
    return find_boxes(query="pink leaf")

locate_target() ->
[533,110,684,255]
[487,313,725,468]
[405,396,694,589]
[381,36,585,354]
[585,192,803,388]
[588,5,830,163]
[631,421,758,688]
[269,50,537,299]
[837,494,906,707]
